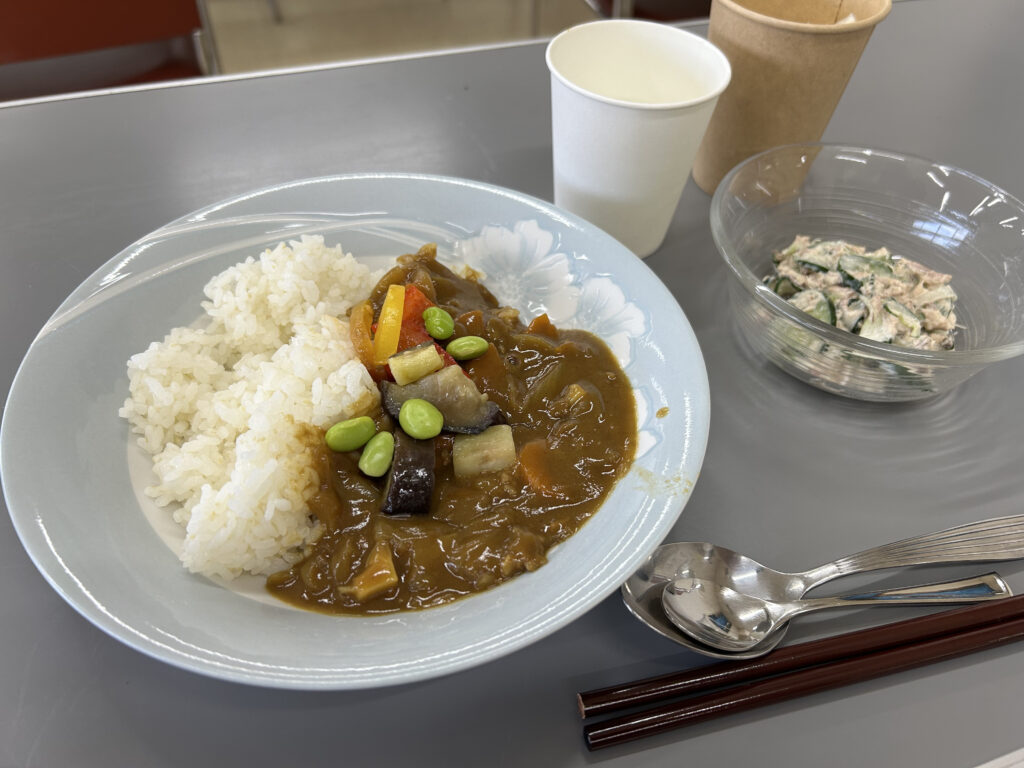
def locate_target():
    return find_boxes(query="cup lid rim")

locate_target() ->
[713,0,893,34]
[545,20,732,112]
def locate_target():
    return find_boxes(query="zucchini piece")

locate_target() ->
[388,341,444,386]
[452,425,516,480]
[788,290,836,325]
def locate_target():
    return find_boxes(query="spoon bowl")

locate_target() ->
[622,515,1024,658]
[661,572,1011,653]
[621,543,791,659]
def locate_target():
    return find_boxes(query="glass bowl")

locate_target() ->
[710,143,1024,401]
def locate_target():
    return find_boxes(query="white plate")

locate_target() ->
[1,173,709,689]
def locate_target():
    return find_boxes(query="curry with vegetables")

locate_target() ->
[266,245,637,614]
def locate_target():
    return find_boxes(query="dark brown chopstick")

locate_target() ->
[584,611,1024,750]
[581,596,1024,751]
[579,594,1024,718]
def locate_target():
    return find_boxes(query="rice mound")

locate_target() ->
[119,235,382,579]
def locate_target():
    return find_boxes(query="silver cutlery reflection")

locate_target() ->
[622,514,1024,659]
[661,572,1011,653]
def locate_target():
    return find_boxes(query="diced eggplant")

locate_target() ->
[380,364,501,434]
[381,429,435,516]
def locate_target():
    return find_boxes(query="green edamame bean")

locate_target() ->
[445,335,488,361]
[358,431,395,477]
[422,306,455,340]
[398,398,444,439]
[324,416,376,452]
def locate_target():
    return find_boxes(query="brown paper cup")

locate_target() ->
[691,0,891,194]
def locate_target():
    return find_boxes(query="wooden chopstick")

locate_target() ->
[579,594,1024,718]
[580,594,1024,751]
[584,611,1024,749]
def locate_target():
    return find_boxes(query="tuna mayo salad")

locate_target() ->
[764,236,958,351]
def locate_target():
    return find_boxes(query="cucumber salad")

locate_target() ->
[764,236,958,351]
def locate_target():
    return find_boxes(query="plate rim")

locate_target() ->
[1,172,710,689]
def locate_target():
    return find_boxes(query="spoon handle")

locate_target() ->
[804,514,1024,587]
[792,573,1011,618]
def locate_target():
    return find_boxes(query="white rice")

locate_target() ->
[119,235,382,579]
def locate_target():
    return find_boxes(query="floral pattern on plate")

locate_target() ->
[453,218,655,457]
[454,220,646,367]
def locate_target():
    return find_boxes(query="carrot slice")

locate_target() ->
[526,312,559,340]
[456,309,485,337]
[350,300,387,380]
[517,439,568,499]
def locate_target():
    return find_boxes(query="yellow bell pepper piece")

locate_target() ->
[373,283,406,365]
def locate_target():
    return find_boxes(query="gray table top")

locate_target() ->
[3,0,1024,765]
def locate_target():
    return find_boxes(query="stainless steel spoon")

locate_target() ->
[622,514,1024,659]
[661,572,1011,653]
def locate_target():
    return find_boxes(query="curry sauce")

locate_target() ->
[266,249,636,614]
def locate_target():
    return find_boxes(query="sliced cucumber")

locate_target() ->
[839,268,863,293]
[858,305,894,343]
[796,247,839,272]
[915,284,957,306]
[835,296,867,334]
[789,290,836,325]
[774,241,801,263]
[838,252,873,277]
[869,260,895,277]
[883,299,923,337]
[773,276,799,298]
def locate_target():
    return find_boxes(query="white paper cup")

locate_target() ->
[546,20,731,258]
